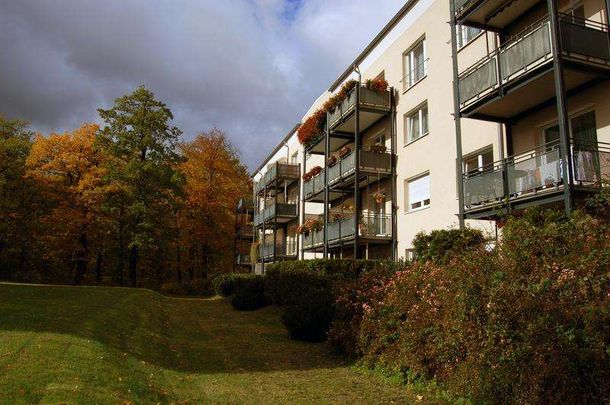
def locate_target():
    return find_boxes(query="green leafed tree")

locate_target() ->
[0,116,46,279]
[96,86,185,287]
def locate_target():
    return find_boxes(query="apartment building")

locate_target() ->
[234,198,254,272]
[452,0,610,220]
[247,0,610,273]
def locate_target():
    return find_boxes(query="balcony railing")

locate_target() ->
[236,198,253,212]
[304,170,326,199]
[328,150,392,185]
[327,215,356,242]
[303,228,325,249]
[328,86,392,130]
[254,203,298,226]
[360,214,392,238]
[235,254,252,265]
[458,15,610,108]
[261,240,298,259]
[254,162,300,194]
[463,140,610,211]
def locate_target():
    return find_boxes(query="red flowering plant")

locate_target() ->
[327,264,399,356]
[297,109,326,147]
[365,77,389,92]
[327,155,338,167]
[338,146,351,158]
[302,166,322,183]
[298,80,360,148]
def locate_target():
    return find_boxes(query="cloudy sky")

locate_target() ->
[0,0,403,170]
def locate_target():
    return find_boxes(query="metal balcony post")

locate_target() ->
[324,121,330,259]
[548,0,573,214]
[390,88,397,261]
[354,81,361,259]
[300,154,306,260]
[450,0,466,229]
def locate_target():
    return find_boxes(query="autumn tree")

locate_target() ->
[0,116,44,279]
[180,129,250,281]
[26,124,106,284]
[96,86,184,287]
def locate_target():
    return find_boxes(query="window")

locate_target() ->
[406,173,430,212]
[456,25,482,48]
[562,2,584,20]
[403,38,427,90]
[405,249,418,261]
[404,103,429,144]
[290,151,298,165]
[464,147,493,175]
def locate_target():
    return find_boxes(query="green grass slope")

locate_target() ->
[0,283,419,404]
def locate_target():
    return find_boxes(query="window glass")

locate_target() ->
[407,174,431,211]
[405,103,429,143]
[457,25,482,48]
[403,39,427,90]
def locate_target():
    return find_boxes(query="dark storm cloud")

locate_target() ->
[0,0,402,169]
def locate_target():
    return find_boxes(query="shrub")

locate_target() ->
[212,273,237,297]
[231,275,268,311]
[359,209,610,404]
[412,227,484,264]
[281,287,335,342]
[327,266,397,356]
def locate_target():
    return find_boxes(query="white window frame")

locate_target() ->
[404,102,429,144]
[463,146,494,174]
[405,172,431,213]
[402,38,427,91]
[456,25,483,49]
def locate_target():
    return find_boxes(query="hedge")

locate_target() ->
[231,274,268,311]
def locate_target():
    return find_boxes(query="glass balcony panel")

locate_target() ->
[572,146,610,185]
[463,169,505,206]
[459,57,498,105]
[340,152,356,178]
[360,150,392,172]
[507,148,562,196]
[360,87,391,109]
[360,214,391,238]
[559,15,610,61]
[303,179,314,198]
[500,22,552,81]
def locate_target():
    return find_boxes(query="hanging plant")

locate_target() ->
[338,146,351,158]
[365,77,389,91]
[327,155,338,167]
[372,190,386,204]
[303,166,323,182]
[369,144,387,153]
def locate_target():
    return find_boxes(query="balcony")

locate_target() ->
[236,198,254,213]
[302,228,325,250]
[235,222,253,239]
[261,240,298,261]
[463,140,610,218]
[328,86,391,132]
[328,150,392,187]
[235,254,252,266]
[454,0,540,30]
[326,213,392,245]
[303,170,326,202]
[458,15,610,120]
[254,203,298,227]
[254,162,300,195]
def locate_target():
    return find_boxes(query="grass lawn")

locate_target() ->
[0,283,426,404]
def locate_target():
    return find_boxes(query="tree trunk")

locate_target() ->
[73,232,88,285]
[188,245,195,281]
[116,217,125,286]
[95,250,103,285]
[129,245,138,287]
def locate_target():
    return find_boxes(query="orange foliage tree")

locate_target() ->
[179,129,250,282]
